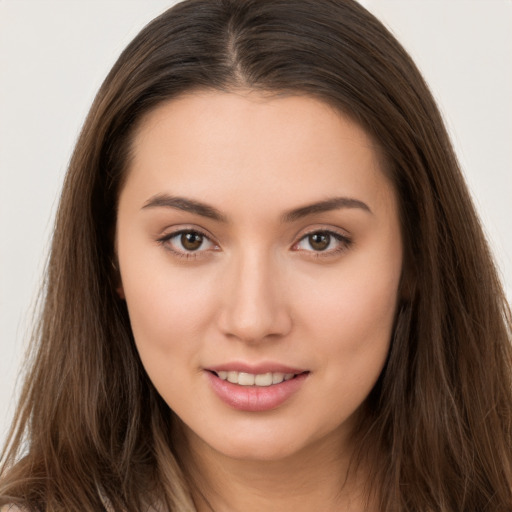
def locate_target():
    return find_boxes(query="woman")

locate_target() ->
[1,0,511,510]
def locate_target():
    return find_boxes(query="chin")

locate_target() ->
[219,437,302,462]
[193,417,344,464]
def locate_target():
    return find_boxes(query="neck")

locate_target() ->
[177,425,373,512]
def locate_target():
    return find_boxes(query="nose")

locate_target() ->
[217,249,292,343]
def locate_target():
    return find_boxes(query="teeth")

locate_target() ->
[272,372,284,384]
[216,371,296,386]
[238,372,255,386]
[254,372,272,386]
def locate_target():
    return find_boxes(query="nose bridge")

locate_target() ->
[218,245,291,342]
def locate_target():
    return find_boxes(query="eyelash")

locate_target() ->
[157,228,352,260]
[157,228,218,259]
[292,229,352,258]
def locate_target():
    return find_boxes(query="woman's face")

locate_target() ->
[116,91,403,462]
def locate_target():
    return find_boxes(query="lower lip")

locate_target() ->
[206,371,308,412]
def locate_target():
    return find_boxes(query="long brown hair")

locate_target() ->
[2,1,511,510]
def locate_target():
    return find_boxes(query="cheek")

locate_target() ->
[296,248,401,381]
[120,267,221,408]
[298,272,398,429]
[301,260,399,336]
[119,251,219,362]
[310,289,395,374]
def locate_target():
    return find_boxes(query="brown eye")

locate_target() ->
[159,229,216,256]
[181,232,204,251]
[308,232,330,251]
[294,229,351,256]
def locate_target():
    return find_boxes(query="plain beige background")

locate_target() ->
[1,0,511,444]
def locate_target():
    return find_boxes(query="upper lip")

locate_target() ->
[206,362,308,375]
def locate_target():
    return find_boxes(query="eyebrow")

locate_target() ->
[142,194,371,222]
[282,196,372,222]
[142,194,228,222]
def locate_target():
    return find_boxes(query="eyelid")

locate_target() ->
[291,227,353,256]
[156,225,220,258]
[155,224,352,260]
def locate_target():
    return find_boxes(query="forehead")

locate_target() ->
[124,90,395,218]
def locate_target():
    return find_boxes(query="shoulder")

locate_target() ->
[1,506,29,512]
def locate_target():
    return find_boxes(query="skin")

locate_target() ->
[116,90,403,511]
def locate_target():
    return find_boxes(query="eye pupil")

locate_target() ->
[181,232,203,251]
[309,232,330,251]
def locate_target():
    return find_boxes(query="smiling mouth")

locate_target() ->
[206,369,309,411]
[209,370,307,387]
